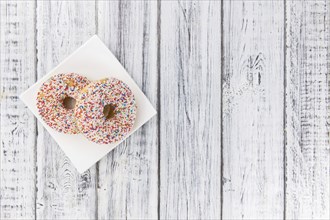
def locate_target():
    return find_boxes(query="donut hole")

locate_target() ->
[103,104,116,119]
[62,96,76,110]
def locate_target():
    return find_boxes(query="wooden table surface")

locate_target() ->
[1,1,329,219]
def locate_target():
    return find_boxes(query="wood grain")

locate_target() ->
[159,1,221,219]
[97,1,158,219]
[285,0,330,219]
[35,1,97,219]
[222,1,285,219]
[0,1,36,219]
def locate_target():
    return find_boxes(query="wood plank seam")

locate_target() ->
[34,1,38,219]
[283,0,287,219]
[95,2,99,220]
[220,0,225,219]
[157,1,161,220]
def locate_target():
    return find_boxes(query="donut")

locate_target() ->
[37,73,90,134]
[75,78,137,144]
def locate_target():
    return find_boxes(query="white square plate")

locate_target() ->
[20,35,156,173]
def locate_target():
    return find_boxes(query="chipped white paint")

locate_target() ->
[160,1,221,219]
[222,1,285,219]
[285,1,330,219]
[97,1,158,219]
[0,1,36,219]
[35,1,97,219]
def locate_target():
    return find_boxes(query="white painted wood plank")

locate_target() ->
[285,1,330,219]
[0,1,36,219]
[35,1,97,219]
[222,1,284,219]
[97,1,158,219]
[160,1,221,219]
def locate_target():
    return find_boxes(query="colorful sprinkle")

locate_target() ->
[36,73,90,134]
[75,78,137,144]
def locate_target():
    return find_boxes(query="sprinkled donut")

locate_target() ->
[37,73,90,134]
[75,78,137,144]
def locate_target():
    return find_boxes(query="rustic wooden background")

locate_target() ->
[1,0,329,219]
